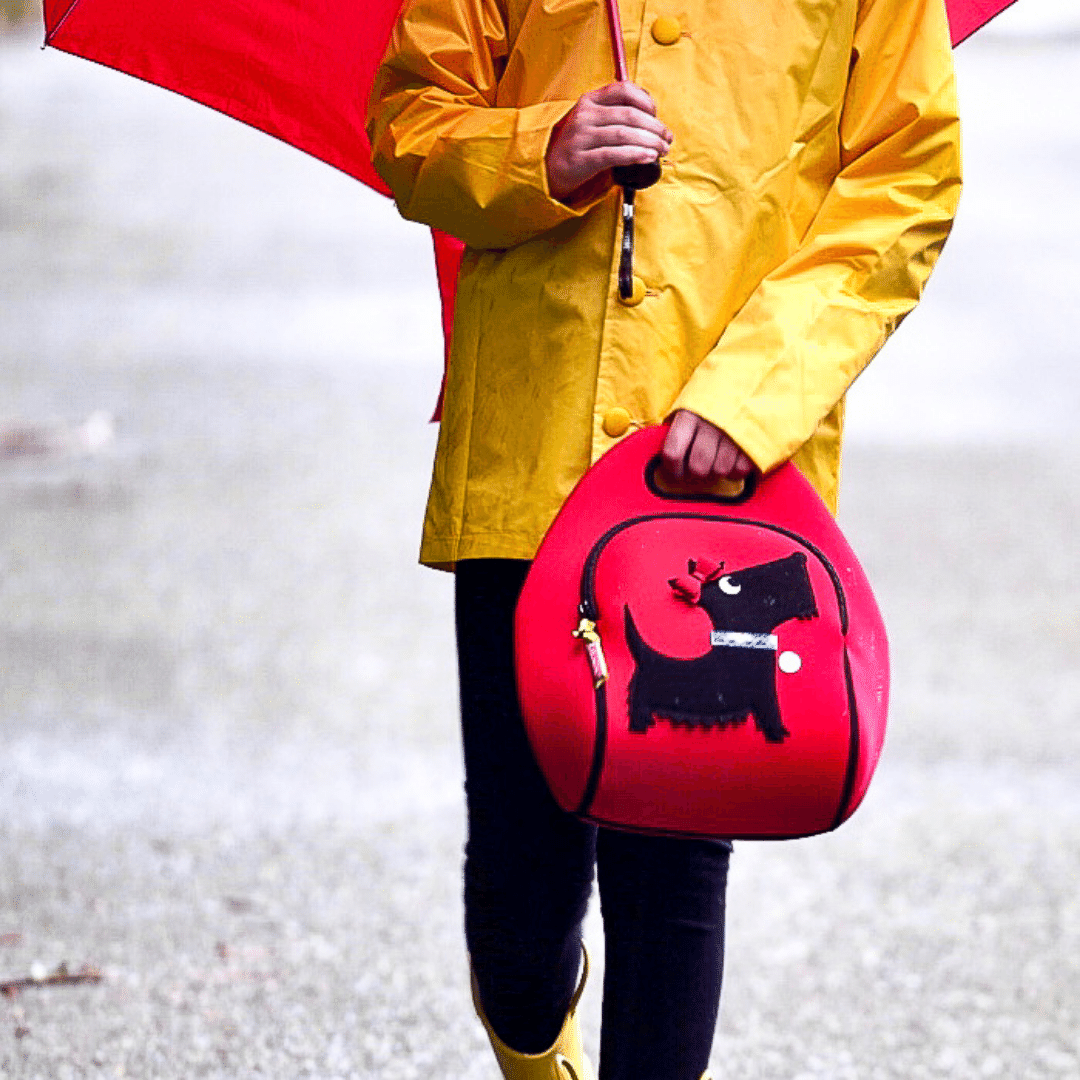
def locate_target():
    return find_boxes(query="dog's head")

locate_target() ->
[689,552,819,633]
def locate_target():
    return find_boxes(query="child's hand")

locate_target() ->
[661,410,755,488]
[546,82,672,202]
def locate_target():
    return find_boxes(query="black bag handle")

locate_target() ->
[644,456,759,505]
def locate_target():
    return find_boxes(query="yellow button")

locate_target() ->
[602,407,633,439]
[618,276,647,306]
[651,16,682,45]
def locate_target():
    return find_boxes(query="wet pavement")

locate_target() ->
[1,5,1079,1078]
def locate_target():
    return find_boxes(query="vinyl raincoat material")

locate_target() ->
[368,0,962,569]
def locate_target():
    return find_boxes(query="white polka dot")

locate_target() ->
[778,651,802,674]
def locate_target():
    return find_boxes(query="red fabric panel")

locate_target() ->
[44,0,401,192]
[42,0,457,396]
[945,0,1019,46]
[430,230,466,423]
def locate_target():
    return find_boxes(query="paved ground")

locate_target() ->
[1,6,1079,1078]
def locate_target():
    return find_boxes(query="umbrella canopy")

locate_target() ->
[948,0,1020,44]
[44,0,394,190]
[43,0,464,407]
[42,0,1017,401]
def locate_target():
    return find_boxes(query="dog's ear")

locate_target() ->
[670,575,703,603]
[693,556,723,582]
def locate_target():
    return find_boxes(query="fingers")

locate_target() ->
[573,141,667,176]
[546,82,673,200]
[584,87,673,145]
[589,81,658,115]
[570,100,671,170]
[591,114,671,148]
[713,440,754,482]
[686,417,721,479]
[660,409,698,483]
[660,411,755,488]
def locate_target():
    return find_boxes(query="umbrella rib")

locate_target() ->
[44,0,86,45]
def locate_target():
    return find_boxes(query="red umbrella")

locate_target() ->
[41,0,1017,408]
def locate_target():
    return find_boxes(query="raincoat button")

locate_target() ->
[617,275,647,306]
[651,16,682,45]
[602,407,632,438]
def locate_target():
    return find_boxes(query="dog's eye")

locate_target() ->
[718,576,741,596]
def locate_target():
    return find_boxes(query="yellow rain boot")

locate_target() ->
[472,946,595,1080]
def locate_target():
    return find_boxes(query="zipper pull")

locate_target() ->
[572,617,609,688]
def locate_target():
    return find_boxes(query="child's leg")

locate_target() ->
[455,559,598,1054]
[596,829,731,1080]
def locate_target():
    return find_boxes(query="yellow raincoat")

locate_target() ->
[368,0,962,569]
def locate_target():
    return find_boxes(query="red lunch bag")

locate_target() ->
[514,424,889,839]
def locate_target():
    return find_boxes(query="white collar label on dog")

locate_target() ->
[710,631,779,650]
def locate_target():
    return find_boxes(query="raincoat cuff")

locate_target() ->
[412,99,613,249]
[524,100,613,219]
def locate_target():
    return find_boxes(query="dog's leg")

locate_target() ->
[753,684,790,743]
[626,670,655,733]
[624,606,658,733]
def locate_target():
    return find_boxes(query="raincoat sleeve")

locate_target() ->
[671,0,963,473]
[367,0,608,250]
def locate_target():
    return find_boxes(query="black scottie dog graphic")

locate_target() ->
[625,552,819,742]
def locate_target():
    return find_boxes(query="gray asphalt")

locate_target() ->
[2,8,1079,1079]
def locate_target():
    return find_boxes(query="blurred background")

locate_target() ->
[1,1,1078,1077]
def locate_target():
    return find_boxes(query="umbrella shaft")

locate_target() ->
[618,189,637,300]
[605,0,629,80]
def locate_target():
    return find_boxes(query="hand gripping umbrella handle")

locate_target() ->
[604,0,662,192]
[604,0,660,298]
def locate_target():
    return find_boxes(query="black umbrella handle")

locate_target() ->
[615,160,662,300]
[613,162,663,191]
[614,158,662,300]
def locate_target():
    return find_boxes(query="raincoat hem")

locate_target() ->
[419,530,542,573]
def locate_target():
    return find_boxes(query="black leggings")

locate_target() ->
[456,560,730,1080]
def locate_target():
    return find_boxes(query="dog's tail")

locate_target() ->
[623,604,653,733]
[624,604,646,663]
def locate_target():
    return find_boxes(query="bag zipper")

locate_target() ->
[572,512,855,822]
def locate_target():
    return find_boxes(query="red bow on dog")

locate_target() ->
[668,557,724,604]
